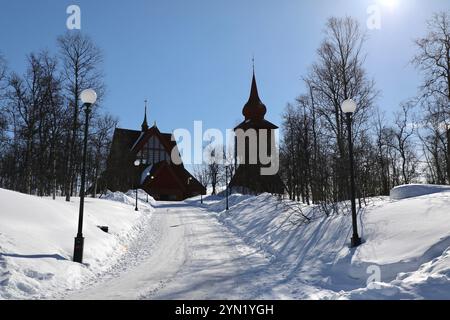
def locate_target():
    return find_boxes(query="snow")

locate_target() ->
[2,184,450,299]
[0,188,154,299]
[390,183,450,200]
[65,202,269,299]
[205,187,450,299]
[103,189,156,207]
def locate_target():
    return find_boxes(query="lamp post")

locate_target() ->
[142,159,149,203]
[73,88,97,263]
[148,175,154,202]
[342,99,362,248]
[187,176,192,200]
[134,159,140,211]
[225,165,229,211]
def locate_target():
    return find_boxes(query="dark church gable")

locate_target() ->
[101,108,205,201]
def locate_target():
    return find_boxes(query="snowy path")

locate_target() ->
[64,202,270,300]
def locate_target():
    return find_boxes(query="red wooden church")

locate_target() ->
[102,104,206,201]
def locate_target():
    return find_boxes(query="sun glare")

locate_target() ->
[379,0,399,9]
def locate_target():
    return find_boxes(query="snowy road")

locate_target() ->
[65,201,270,300]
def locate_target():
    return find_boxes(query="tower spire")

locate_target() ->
[252,55,255,75]
[242,59,267,121]
[141,99,149,131]
[249,57,260,105]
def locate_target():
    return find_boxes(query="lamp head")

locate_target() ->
[341,99,357,114]
[80,89,97,105]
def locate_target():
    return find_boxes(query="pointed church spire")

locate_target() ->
[242,59,267,121]
[252,55,255,74]
[249,67,260,102]
[141,99,149,131]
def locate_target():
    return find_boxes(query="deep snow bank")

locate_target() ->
[0,188,154,299]
[103,189,157,207]
[390,184,450,200]
[210,192,450,299]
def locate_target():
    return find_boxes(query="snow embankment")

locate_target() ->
[209,191,450,299]
[390,184,450,200]
[0,188,154,299]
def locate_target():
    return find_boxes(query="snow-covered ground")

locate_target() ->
[390,184,450,200]
[2,184,450,299]
[0,188,154,299]
[205,186,450,299]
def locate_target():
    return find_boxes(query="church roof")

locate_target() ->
[131,126,177,154]
[234,71,278,131]
[112,127,176,155]
[242,71,267,121]
[111,128,142,153]
[234,118,278,130]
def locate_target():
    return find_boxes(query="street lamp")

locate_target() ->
[134,159,140,211]
[341,99,362,248]
[225,165,229,211]
[148,175,154,202]
[73,88,97,263]
[187,176,193,200]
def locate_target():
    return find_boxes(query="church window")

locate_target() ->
[138,134,170,165]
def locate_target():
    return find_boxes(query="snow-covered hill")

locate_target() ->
[2,184,450,299]
[0,188,154,299]
[204,185,450,299]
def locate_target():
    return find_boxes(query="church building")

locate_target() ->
[229,70,285,195]
[102,103,206,201]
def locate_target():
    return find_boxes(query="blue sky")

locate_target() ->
[0,0,448,135]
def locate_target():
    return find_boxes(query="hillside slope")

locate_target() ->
[205,186,450,299]
[2,185,450,299]
[0,189,153,299]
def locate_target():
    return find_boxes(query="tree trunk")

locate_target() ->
[446,128,450,184]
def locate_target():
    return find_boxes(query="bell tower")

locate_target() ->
[230,66,284,195]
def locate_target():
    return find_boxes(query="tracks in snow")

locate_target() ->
[62,201,271,300]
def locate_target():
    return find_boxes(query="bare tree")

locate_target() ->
[304,16,378,201]
[193,164,210,192]
[205,144,222,195]
[4,52,65,195]
[8,54,44,194]
[413,11,450,182]
[88,113,118,198]
[392,103,419,184]
[0,54,6,92]
[0,54,8,146]
[417,97,448,184]
[413,11,450,102]
[0,39,115,199]
[58,31,104,201]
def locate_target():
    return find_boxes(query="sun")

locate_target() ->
[379,0,399,8]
